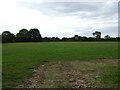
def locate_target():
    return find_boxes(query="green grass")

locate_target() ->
[2,42,118,88]
[98,65,119,88]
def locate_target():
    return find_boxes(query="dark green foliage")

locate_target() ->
[15,28,42,42]
[104,35,110,40]
[51,37,56,41]
[55,37,60,41]
[2,31,15,43]
[62,37,68,41]
[73,35,79,41]
[29,28,42,42]
[93,31,101,39]
[1,29,120,43]
[16,29,29,42]
[42,37,51,41]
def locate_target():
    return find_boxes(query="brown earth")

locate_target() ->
[17,59,118,88]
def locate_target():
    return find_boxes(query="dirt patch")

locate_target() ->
[18,65,45,88]
[17,59,118,88]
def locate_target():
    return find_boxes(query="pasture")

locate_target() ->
[2,42,119,88]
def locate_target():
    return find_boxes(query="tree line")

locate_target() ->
[1,28,120,43]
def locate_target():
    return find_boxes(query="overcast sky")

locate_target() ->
[0,0,118,38]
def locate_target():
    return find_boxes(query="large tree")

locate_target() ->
[92,31,101,39]
[29,28,42,42]
[104,35,110,40]
[73,35,79,41]
[16,29,29,42]
[2,31,15,42]
[62,37,68,41]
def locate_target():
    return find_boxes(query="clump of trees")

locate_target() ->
[2,28,42,43]
[92,31,101,39]
[1,29,120,43]
[2,31,15,43]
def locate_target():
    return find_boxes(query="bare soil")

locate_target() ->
[17,59,118,88]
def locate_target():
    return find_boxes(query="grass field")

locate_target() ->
[2,42,119,88]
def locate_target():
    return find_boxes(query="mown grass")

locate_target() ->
[2,42,118,88]
[98,65,119,88]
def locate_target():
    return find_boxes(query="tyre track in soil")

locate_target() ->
[17,61,96,88]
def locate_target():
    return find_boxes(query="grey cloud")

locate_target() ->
[68,25,118,37]
[16,1,118,37]
[17,2,117,19]
[100,26,118,37]
[16,2,99,15]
